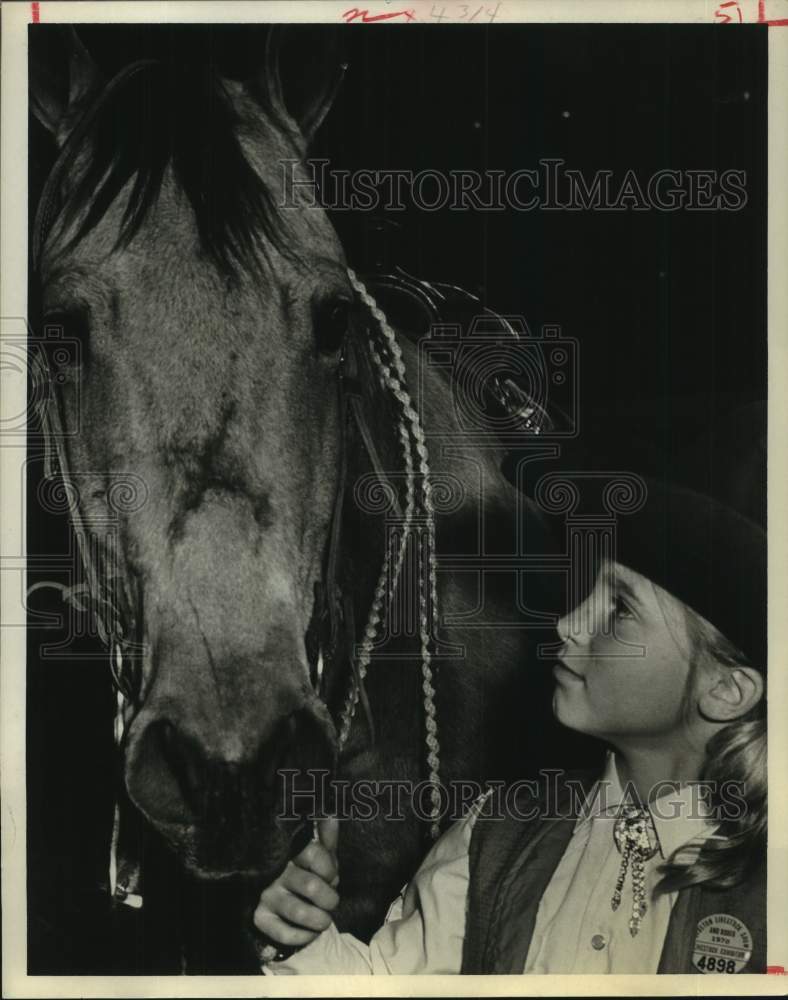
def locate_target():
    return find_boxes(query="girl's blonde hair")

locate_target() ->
[655,611,766,894]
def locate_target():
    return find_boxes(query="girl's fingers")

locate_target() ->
[253,835,341,948]
[281,861,339,912]
[317,819,340,887]
[269,886,334,933]
[253,903,320,948]
[292,839,339,885]
[318,817,340,854]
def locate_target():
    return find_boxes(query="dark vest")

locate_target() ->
[461,774,766,974]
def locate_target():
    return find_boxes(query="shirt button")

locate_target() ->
[591,934,607,951]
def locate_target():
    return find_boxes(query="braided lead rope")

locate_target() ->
[367,341,442,836]
[373,341,442,834]
[347,270,442,839]
[335,419,415,753]
[339,271,414,749]
[361,295,442,837]
[336,363,415,750]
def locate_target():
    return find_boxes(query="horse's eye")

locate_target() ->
[41,309,90,371]
[313,297,351,356]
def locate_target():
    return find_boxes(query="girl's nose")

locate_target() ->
[556,610,571,643]
[558,593,596,645]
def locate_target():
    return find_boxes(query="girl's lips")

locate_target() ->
[553,661,585,683]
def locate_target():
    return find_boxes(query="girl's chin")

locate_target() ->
[552,687,595,735]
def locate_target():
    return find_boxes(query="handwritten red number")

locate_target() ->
[757,0,788,24]
[715,1,742,22]
[714,0,742,21]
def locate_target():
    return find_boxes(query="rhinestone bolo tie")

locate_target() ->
[611,803,660,936]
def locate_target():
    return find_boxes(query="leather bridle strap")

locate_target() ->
[35,347,126,618]
[316,328,400,733]
[31,60,160,705]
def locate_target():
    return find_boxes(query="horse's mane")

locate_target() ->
[42,59,294,277]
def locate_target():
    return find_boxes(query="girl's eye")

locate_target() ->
[612,595,633,619]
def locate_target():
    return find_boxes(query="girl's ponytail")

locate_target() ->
[656,621,766,895]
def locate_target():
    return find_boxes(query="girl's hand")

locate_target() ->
[253,818,340,948]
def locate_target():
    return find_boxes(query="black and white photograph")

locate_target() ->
[2,0,787,993]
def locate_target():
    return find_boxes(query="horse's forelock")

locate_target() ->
[42,59,305,280]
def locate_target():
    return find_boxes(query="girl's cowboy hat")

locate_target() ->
[503,396,767,670]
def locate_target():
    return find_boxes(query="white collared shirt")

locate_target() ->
[265,753,717,975]
[524,752,715,973]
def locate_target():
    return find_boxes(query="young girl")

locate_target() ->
[253,428,767,975]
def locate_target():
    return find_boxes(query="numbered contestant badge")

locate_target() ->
[692,913,753,974]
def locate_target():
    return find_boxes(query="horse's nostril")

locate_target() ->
[156,720,206,813]
[126,718,203,827]
[125,704,337,844]
[262,708,337,814]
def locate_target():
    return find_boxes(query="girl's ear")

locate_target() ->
[698,666,764,723]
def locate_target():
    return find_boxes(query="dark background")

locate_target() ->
[27,23,767,973]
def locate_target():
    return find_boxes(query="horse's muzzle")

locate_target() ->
[123,698,337,880]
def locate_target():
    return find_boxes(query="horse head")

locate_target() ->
[31,28,355,880]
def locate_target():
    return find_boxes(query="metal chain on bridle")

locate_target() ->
[340,271,442,835]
